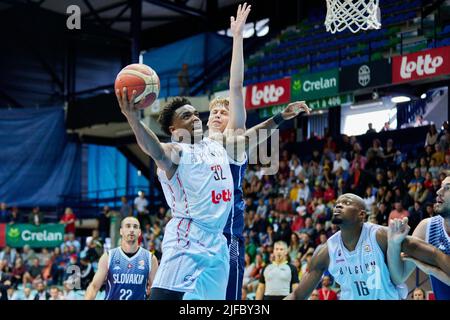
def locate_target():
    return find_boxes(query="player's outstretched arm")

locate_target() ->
[246,101,310,154]
[116,87,177,174]
[85,252,109,300]
[383,218,433,284]
[402,255,450,285]
[226,3,251,133]
[284,244,329,300]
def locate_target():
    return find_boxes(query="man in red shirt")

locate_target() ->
[317,275,338,300]
[388,202,410,221]
[60,207,76,235]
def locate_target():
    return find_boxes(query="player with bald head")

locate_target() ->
[285,193,450,300]
[85,216,158,300]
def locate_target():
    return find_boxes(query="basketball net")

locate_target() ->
[325,0,381,34]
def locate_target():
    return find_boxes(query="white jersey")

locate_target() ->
[327,223,403,300]
[157,137,234,233]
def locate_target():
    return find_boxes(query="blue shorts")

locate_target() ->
[224,233,245,300]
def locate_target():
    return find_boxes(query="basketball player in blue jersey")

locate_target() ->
[387,175,450,300]
[85,217,158,300]
[285,193,450,300]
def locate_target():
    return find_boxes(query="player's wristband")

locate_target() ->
[273,113,285,126]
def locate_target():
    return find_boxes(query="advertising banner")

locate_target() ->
[6,224,65,248]
[392,46,450,84]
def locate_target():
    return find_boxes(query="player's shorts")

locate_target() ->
[224,233,245,300]
[153,217,229,298]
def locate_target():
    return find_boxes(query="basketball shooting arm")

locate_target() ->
[225,3,251,134]
[116,88,178,177]
[380,218,450,285]
[85,252,109,300]
[284,244,329,300]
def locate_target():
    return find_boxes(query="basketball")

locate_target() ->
[114,64,160,109]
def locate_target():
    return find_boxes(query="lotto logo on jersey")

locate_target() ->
[211,189,232,204]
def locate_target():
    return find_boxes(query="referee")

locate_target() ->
[256,241,299,300]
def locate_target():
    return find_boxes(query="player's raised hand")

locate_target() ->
[230,2,251,37]
[116,87,139,119]
[281,101,311,120]
[388,217,410,245]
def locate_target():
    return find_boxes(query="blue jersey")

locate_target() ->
[426,216,450,300]
[105,247,152,300]
[223,159,248,239]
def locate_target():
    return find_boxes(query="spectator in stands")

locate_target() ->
[255,241,299,300]
[389,201,410,221]
[412,287,426,300]
[439,130,450,151]
[60,207,76,235]
[134,190,150,227]
[432,143,445,166]
[79,254,95,290]
[119,196,132,220]
[418,157,429,178]
[410,182,430,206]
[84,230,103,263]
[21,245,36,267]
[49,286,61,300]
[309,289,320,300]
[8,207,20,224]
[409,201,424,234]
[0,246,17,268]
[380,122,392,132]
[34,281,50,300]
[332,151,349,173]
[423,145,434,164]
[414,115,429,127]
[177,63,190,96]
[424,202,435,219]
[408,168,425,194]
[28,207,43,226]
[97,205,111,241]
[242,253,256,299]
[11,257,26,288]
[440,155,450,173]
[18,286,34,300]
[62,279,78,300]
[0,202,8,223]
[425,124,439,148]
[63,233,81,252]
[23,257,42,287]
[366,123,376,134]
[376,202,390,226]
[349,161,370,197]
[318,275,338,300]
[382,139,399,169]
[363,186,376,211]
[396,161,413,188]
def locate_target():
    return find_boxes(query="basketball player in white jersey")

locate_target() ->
[285,193,450,300]
[85,217,158,300]
[116,76,248,298]
[387,175,450,299]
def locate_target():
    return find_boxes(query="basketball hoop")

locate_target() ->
[325,0,381,34]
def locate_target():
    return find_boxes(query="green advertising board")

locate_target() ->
[291,69,339,101]
[307,94,354,110]
[6,224,65,248]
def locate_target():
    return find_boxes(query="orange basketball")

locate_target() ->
[114,63,160,109]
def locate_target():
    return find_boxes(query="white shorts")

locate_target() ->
[152,217,229,298]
